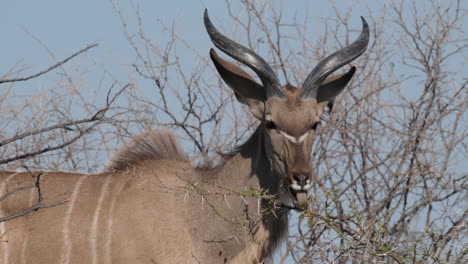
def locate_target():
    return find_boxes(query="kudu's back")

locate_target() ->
[0,132,199,263]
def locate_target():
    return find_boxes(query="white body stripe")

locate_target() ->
[20,187,36,264]
[0,173,18,264]
[61,175,88,264]
[0,207,8,264]
[104,178,126,264]
[90,175,111,264]
[20,238,28,264]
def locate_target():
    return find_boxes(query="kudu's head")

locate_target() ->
[204,10,369,206]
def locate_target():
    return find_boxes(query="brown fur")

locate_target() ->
[281,83,300,97]
[0,126,288,263]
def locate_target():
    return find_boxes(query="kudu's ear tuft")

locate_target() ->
[210,48,265,119]
[316,66,356,113]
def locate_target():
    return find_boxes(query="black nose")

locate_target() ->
[293,173,308,187]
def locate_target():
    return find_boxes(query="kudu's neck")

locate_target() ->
[214,124,288,262]
[220,125,277,194]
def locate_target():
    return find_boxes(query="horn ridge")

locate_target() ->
[204,9,285,98]
[301,16,370,98]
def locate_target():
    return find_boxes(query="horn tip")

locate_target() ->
[209,48,216,56]
[204,9,210,25]
[346,66,357,78]
[204,9,214,35]
[360,16,369,31]
[209,48,218,64]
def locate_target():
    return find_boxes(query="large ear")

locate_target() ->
[316,66,356,112]
[209,48,265,119]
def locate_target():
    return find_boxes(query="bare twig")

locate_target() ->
[0,43,99,84]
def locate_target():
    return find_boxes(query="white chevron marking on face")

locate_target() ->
[279,131,309,144]
[297,132,309,143]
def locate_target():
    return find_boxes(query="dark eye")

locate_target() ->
[311,122,320,130]
[265,121,277,130]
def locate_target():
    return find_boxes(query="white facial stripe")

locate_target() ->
[279,131,298,143]
[297,131,309,143]
[279,131,309,144]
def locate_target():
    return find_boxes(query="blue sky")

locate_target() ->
[0,0,378,87]
[1,0,465,84]
[1,1,227,81]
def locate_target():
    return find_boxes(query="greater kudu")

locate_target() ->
[0,10,369,263]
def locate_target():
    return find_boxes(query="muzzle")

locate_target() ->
[289,172,311,207]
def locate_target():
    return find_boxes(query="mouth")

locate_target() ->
[288,181,311,208]
[293,191,308,208]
